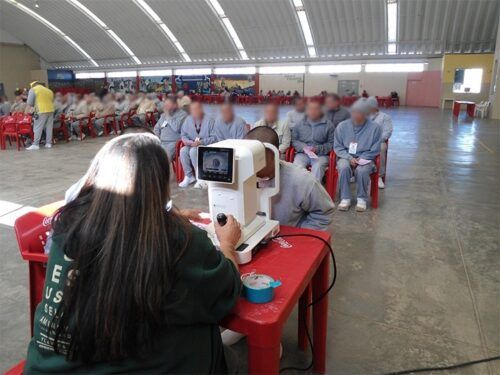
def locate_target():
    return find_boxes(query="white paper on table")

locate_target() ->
[357,158,371,166]
[304,148,319,159]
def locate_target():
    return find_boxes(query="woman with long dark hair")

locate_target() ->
[24,133,242,373]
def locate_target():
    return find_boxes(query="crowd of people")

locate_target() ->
[3,82,393,211]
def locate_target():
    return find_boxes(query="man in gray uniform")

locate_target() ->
[325,93,350,128]
[292,101,335,181]
[25,81,55,150]
[284,96,306,130]
[153,96,188,160]
[214,103,247,141]
[334,98,383,212]
[245,126,334,230]
[178,101,216,188]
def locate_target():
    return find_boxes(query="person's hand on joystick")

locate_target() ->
[215,214,241,268]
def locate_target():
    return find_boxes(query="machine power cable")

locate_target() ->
[270,234,500,374]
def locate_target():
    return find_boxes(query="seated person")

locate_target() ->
[114,93,129,117]
[70,94,91,140]
[25,133,242,374]
[367,96,393,189]
[285,96,306,130]
[53,93,70,134]
[214,103,246,141]
[132,92,156,126]
[245,126,334,230]
[324,93,350,128]
[253,103,291,156]
[334,98,382,212]
[10,95,27,114]
[153,96,188,160]
[292,101,335,181]
[0,95,11,116]
[179,101,216,188]
[177,90,192,112]
[93,94,116,136]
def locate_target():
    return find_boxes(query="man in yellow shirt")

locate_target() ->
[25,81,55,150]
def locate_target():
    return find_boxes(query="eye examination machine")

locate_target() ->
[197,139,281,264]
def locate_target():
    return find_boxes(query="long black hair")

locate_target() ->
[51,133,188,362]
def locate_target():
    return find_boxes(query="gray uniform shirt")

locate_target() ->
[292,116,335,155]
[326,107,350,129]
[371,111,393,141]
[181,115,216,146]
[0,101,11,116]
[334,119,383,161]
[214,116,247,141]
[154,109,188,145]
[285,110,306,129]
[260,161,334,230]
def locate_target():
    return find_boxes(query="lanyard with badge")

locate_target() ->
[349,123,358,155]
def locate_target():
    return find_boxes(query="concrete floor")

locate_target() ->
[0,105,499,374]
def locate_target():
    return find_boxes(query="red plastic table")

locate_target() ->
[452,100,476,117]
[221,226,331,374]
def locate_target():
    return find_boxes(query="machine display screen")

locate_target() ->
[198,147,234,183]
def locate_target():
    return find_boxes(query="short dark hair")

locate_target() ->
[245,126,279,150]
[165,95,177,104]
[293,96,304,105]
[326,93,341,102]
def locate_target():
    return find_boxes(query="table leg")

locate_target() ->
[298,283,312,351]
[312,255,330,374]
[452,102,460,117]
[247,331,282,375]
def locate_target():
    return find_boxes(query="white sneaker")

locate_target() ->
[97,130,104,136]
[356,199,367,212]
[26,144,39,151]
[193,181,202,189]
[70,135,78,141]
[78,133,86,141]
[221,329,245,346]
[178,175,196,188]
[338,199,351,211]
[378,177,385,189]
[45,143,52,149]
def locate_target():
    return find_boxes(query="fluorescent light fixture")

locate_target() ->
[387,0,398,43]
[309,64,362,74]
[67,0,140,65]
[365,63,424,72]
[5,0,98,66]
[214,67,256,75]
[132,0,191,62]
[139,69,172,76]
[75,72,105,79]
[259,65,306,74]
[292,1,316,58]
[206,0,249,60]
[208,0,225,16]
[175,68,211,76]
[107,71,137,78]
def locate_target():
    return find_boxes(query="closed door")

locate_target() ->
[406,79,422,107]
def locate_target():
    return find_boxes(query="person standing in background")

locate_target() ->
[25,81,55,150]
[0,95,11,116]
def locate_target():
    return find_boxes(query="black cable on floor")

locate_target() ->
[264,234,337,373]
[384,355,500,375]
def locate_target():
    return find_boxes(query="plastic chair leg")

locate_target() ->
[370,174,379,208]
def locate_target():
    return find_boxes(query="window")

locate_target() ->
[365,63,424,72]
[453,68,483,93]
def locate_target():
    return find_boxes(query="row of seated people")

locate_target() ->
[153,94,392,212]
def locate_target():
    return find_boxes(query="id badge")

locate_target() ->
[161,120,168,128]
[349,142,358,154]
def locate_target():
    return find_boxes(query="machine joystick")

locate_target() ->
[216,213,228,226]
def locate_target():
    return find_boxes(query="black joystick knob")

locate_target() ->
[216,213,228,226]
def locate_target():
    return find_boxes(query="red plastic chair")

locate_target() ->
[1,114,33,150]
[329,152,380,208]
[172,140,185,183]
[144,110,157,128]
[78,112,96,140]
[119,109,136,130]
[17,114,34,143]
[285,147,336,200]
[53,113,70,142]
[382,139,389,183]
[102,114,118,136]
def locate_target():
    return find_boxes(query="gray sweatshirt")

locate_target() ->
[334,118,382,161]
[260,161,334,230]
[371,111,393,141]
[214,115,247,141]
[292,116,335,155]
[285,109,306,129]
[153,109,188,145]
[326,107,350,129]
[181,115,216,146]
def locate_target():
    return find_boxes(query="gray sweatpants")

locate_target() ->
[162,141,177,162]
[337,158,375,201]
[94,118,105,134]
[33,112,54,146]
[293,153,329,181]
[180,145,198,178]
[380,141,388,177]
